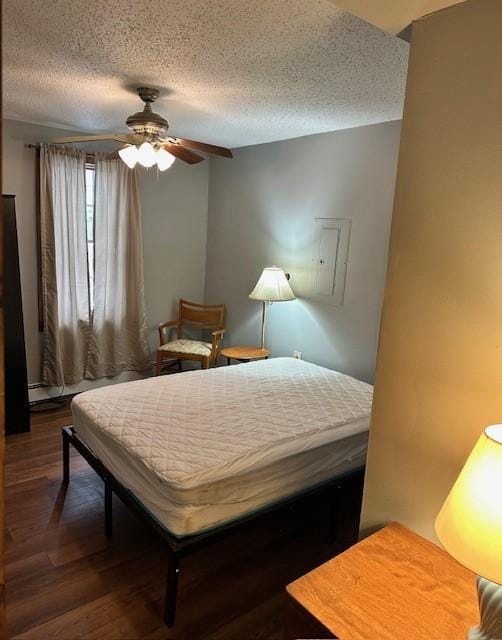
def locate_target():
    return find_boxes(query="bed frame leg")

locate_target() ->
[164,553,180,627]
[327,483,341,544]
[62,429,70,485]
[104,478,113,538]
[328,471,365,548]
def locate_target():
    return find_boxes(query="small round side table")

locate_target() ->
[220,345,271,365]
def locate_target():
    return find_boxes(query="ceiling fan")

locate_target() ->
[52,87,233,171]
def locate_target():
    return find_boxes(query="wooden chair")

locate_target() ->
[156,299,226,375]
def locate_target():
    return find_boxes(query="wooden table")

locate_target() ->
[220,345,271,365]
[286,521,479,640]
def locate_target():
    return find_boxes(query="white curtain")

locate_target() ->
[40,146,90,386]
[85,157,150,378]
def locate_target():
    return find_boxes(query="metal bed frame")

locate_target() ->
[62,425,364,627]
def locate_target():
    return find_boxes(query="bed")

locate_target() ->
[63,357,373,625]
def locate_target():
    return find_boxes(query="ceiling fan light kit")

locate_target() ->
[118,141,177,171]
[51,87,233,171]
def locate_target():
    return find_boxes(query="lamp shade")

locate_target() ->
[435,424,502,585]
[249,267,295,302]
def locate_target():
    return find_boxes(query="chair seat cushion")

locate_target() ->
[159,339,212,357]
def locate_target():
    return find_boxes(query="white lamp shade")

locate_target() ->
[118,144,139,168]
[435,424,502,585]
[156,147,176,171]
[137,141,157,168]
[249,266,295,302]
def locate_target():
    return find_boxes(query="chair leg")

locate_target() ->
[156,351,162,376]
[202,357,209,370]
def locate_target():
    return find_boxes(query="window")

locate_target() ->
[85,165,95,310]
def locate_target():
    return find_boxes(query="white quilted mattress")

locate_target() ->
[72,357,373,536]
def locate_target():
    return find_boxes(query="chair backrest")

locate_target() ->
[179,299,225,331]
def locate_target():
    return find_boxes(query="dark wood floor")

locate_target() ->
[5,401,348,639]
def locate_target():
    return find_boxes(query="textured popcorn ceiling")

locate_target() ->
[2,0,408,148]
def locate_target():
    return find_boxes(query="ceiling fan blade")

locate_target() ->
[171,137,233,159]
[52,134,140,145]
[161,142,204,165]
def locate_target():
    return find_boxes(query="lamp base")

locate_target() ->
[260,300,266,350]
[467,577,502,640]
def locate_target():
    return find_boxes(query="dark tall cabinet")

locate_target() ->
[3,195,30,434]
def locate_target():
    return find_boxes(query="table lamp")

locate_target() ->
[249,266,295,349]
[435,424,502,640]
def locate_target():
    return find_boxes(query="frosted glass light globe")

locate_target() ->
[156,148,176,171]
[118,145,139,168]
[137,142,157,168]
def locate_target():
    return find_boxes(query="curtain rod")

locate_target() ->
[24,144,96,162]
[25,144,94,152]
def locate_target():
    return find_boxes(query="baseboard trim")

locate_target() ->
[27,361,202,404]
[28,369,153,404]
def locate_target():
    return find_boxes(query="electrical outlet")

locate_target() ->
[293,350,302,359]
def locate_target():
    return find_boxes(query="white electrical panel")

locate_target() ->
[313,218,351,305]
[284,217,351,306]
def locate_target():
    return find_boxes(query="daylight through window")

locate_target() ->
[85,165,95,310]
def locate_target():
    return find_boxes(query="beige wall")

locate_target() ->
[2,119,209,395]
[361,0,502,540]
